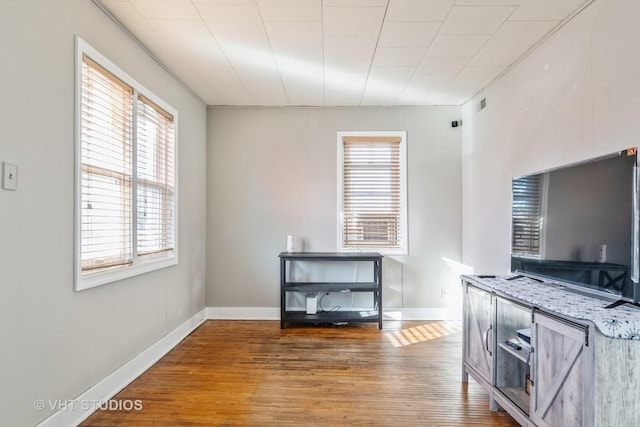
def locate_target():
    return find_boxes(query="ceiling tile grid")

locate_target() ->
[98,0,592,106]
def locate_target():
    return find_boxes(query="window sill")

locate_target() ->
[340,248,408,256]
[75,252,177,291]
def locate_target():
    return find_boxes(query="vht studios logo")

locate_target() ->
[34,399,143,411]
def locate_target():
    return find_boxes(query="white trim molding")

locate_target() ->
[206,307,279,320]
[206,307,461,321]
[36,309,207,427]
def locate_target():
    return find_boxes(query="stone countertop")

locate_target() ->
[462,275,640,340]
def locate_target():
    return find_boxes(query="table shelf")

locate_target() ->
[279,252,383,329]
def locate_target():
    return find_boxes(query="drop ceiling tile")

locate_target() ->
[379,22,440,47]
[373,47,427,67]
[275,56,324,86]
[325,91,365,106]
[192,69,253,105]
[147,19,227,63]
[325,64,369,91]
[215,34,280,74]
[134,30,203,82]
[487,21,557,46]
[407,73,455,88]
[286,90,325,106]
[136,27,249,105]
[129,0,201,19]
[454,0,522,5]
[362,66,414,104]
[257,0,321,22]
[95,0,592,106]
[468,45,527,66]
[196,3,265,35]
[323,0,388,5]
[281,72,325,105]
[432,85,472,104]
[324,35,378,59]
[509,0,587,21]
[323,6,386,36]
[265,22,323,60]
[360,94,397,106]
[439,6,516,35]
[324,58,372,80]
[453,64,503,88]
[426,35,490,57]
[400,74,460,105]
[235,71,289,105]
[385,0,455,22]
[398,90,463,105]
[417,56,469,75]
[193,0,254,4]
[367,66,415,83]
[100,1,155,33]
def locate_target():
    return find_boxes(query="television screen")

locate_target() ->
[511,148,639,303]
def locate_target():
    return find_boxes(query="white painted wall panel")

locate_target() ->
[461,0,639,275]
[0,1,207,425]
[206,106,463,312]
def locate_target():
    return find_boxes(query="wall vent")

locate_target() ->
[478,98,487,111]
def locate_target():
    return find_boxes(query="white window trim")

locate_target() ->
[74,36,178,291]
[337,131,408,255]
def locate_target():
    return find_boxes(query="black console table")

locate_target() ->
[279,252,383,329]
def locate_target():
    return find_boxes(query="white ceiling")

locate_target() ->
[96,0,591,107]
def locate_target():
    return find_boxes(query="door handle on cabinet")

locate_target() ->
[485,325,492,355]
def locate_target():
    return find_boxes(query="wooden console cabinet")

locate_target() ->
[462,275,640,427]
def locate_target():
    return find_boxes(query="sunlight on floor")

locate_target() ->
[384,321,462,347]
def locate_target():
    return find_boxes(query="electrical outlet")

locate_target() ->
[2,162,17,190]
[441,287,448,298]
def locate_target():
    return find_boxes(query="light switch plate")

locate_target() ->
[3,162,17,190]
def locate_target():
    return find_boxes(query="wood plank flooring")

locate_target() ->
[82,320,519,426]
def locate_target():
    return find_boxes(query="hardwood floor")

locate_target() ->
[82,320,519,426]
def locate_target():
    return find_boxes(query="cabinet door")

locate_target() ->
[463,284,493,384]
[531,313,591,427]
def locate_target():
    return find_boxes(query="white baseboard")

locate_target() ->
[206,306,279,320]
[36,305,459,427]
[206,307,461,321]
[36,308,207,427]
[383,308,461,321]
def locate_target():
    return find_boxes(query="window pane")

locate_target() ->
[81,171,133,270]
[80,55,134,270]
[343,139,402,248]
[136,97,176,256]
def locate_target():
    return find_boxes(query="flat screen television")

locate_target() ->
[510,148,639,305]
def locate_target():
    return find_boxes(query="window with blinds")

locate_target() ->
[338,132,407,254]
[136,96,175,256]
[80,55,134,272]
[75,38,177,290]
[512,174,544,256]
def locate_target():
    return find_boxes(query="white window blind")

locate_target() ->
[342,135,403,249]
[80,55,134,271]
[136,95,175,256]
[512,174,543,256]
[76,38,177,290]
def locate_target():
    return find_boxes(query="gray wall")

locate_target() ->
[206,106,463,314]
[0,1,207,425]
[461,0,640,275]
